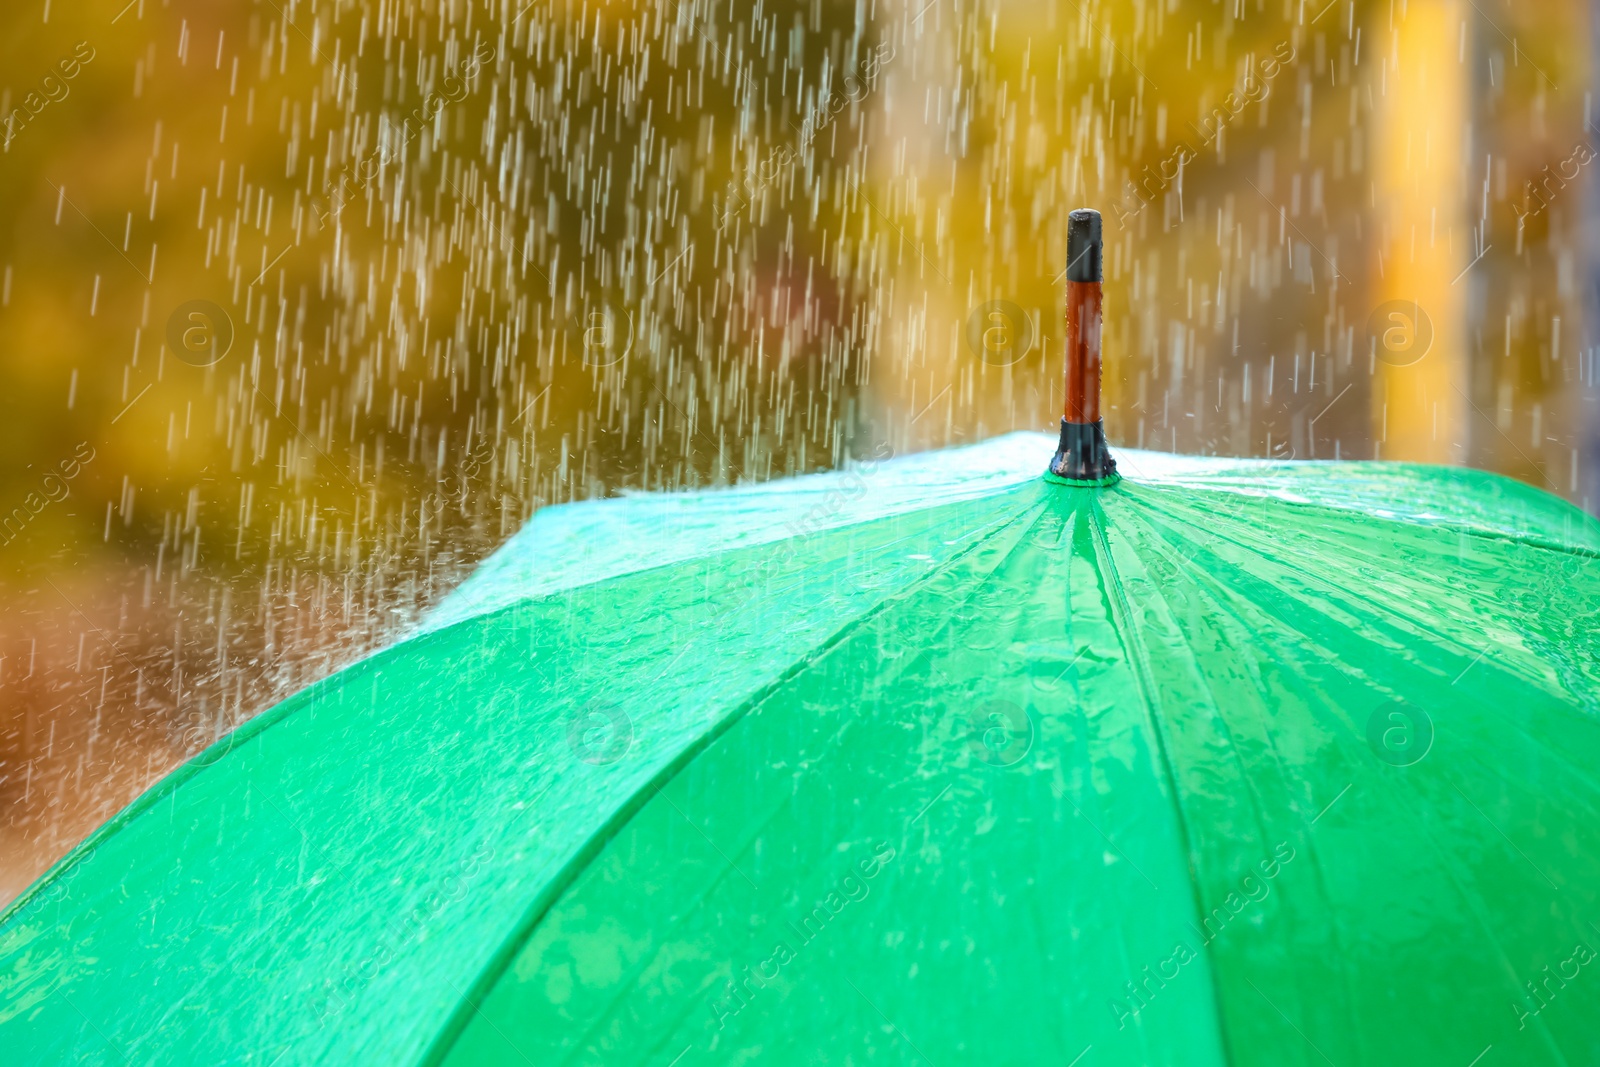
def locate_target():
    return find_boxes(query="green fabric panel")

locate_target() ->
[2,444,1598,1067]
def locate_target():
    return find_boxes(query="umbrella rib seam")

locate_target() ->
[1087,496,1240,1067]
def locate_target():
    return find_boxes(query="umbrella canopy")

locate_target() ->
[3,432,1600,1067]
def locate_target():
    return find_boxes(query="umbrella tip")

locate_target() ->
[1049,209,1118,484]
[1065,209,1103,283]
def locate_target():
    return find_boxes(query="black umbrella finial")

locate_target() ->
[1049,209,1118,483]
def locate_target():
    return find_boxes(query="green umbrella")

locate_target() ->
[4,433,1599,1067]
[6,214,1600,1065]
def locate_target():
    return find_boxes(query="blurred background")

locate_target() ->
[0,0,1595,903]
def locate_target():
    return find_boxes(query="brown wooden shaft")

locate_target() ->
[1063,280,1103,423]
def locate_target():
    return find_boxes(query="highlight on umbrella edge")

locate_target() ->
[1048,208,1120,486]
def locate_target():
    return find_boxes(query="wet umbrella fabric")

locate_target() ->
[3,432,1600,1066]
